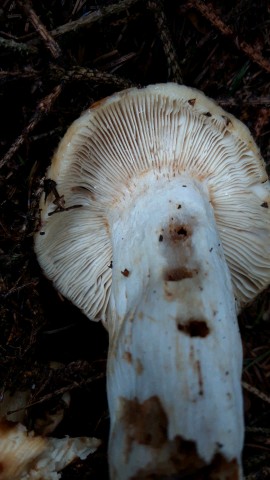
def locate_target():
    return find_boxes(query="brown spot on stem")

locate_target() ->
[163,283,174,300]
[195,360,204,396]
[164,267,197,282]
[177,319,210,338]
[168,224,190,242]
[121,268,130,277]
[121,396,168,459]
[188,98,196,106]
[135,359,144,374]
[130,437,239,479]
[123,351,132,363]
[119,397,240,479]
[261,201,268,208]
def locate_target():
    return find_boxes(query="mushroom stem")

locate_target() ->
[106,172,244,479]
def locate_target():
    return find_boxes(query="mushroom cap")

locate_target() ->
[34,83,270,321]
[0,421,100,480]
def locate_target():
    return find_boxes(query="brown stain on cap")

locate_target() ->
[89,97,109,110]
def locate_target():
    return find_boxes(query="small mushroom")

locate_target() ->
[0,421,100,480]
[34,84,270,480]
[0,387,100,479]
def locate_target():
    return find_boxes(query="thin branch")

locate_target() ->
[50,65,138,89]
[246,427,270,435]
[189,0,270,74]
[0,84,63,170]
[216,96,270,108]
[244,453,270,471]
[147,0,183,83]
[16,0,62,59]
[1,280,39,298]
[31,0,142,41]
[0,67,138,169]
[0,69,38,79]
[7,372,106,413]
[245,468,270,480]
[242,380,270,405]
[0,36,37,55]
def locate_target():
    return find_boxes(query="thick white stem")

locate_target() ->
[106,172,244,480]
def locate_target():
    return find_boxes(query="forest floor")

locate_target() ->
[0,1,270,478]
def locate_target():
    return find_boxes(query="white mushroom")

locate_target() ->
[34,83,270,480]
[0,421,100,480]
[0,387,100,479]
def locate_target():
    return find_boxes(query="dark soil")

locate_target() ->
[0,1,269,479]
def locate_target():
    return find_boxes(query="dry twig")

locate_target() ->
[7,372,106,413]
[50,65,138,89]
[0,84,63,170]
[0,36,37,55]
[189,0,270,74]
[0,69,38,79]
[0,67,137,169]
[242,381,270,405]
[216,96,270,108]
[147,0,183,83]
[29,0,142,41]
[246,427,270,435]
[16,0,62,59]
[245,467,270,480]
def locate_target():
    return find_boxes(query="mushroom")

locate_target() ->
[0,390,100,480]
[0,421,100,480]
[34,84,270,480]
